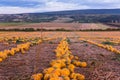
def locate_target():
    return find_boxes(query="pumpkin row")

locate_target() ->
[79,38,120,54]
[32,37,87,80]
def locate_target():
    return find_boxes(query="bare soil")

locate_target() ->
[0,42,17,51]
[0,38,120,80]
[0,39,59,80]
[70,38,120,80]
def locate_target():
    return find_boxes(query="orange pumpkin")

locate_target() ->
[60,68,70,76]
[0,58,3,62]
[76,73,85,80]
[68,64,75,72]
[32,73,43,80]
[43,67,54,74]
[80,62,87,68]
[52,69,61,76]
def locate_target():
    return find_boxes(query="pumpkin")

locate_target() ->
[21,48,25,54]
[44,74,50,80]
[74,56,79,60]
[60,61,66,68]
[80,62,87,68]
[52,63,61,69]
[56,53,62,58]
[76,61,81,67]
[3,50,10,55]
[49,73,59,79]
[70,73,76,79]
[0,52,7,59]
[62,76,70,80]
[32,73,43,80]
[76,73,85,80]
[71,60,78,66]
[49,77,59,80]
[12,48,20,52]
[60,68,70,76]
[68,64,75,72]
[43,67,54,74]
[10,49,15,56]
[53,60,66,68]
[61,59,66,62]
[0,58,3,62]
[52,69,61,76]
[69,55,74,60]
[50,60,57,66]
[65,57,71,65]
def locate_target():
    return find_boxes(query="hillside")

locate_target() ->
[40,9,120,15]
[0,9,120,23]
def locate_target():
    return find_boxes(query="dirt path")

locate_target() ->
[0,40,58,80]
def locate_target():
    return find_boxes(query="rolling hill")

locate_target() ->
[0,9,120,23]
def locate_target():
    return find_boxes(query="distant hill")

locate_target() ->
[0,9,120,23]
[40,9,120,15]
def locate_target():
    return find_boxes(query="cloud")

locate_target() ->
[0,0,120,14]
[86,0,120,3]
[0,6,37,14]
[0,1,89,14]
[43,1,89,11]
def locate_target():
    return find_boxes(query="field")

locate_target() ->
[0,23,119,30]
[0,29,120,80]
[0,23,29,27]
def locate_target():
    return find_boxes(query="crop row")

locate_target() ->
[79,38,120,54]
[32,37,87,80]
[0,38,42,62]
[0,36,60,63]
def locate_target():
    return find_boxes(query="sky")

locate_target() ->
[0,0,120,14]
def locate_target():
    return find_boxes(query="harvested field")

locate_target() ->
[0,31,120,80]
[0,23,118,30]
[0,37,120,80]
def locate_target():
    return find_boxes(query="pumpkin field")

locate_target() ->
[0,30,120,80]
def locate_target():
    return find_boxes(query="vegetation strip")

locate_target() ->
[0,28,120,32]
[0,36,59,63]
[0,38,42,62]
[32,37,87,80]
[79,38,120,54]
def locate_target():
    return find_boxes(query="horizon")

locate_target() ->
[0,8,120,15]
[0,0,120,14]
